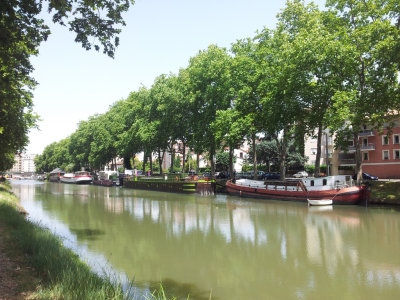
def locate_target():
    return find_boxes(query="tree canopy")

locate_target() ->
[1,0,134,171]
[33,0,399,180]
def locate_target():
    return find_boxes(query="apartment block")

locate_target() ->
[306,120,400,179]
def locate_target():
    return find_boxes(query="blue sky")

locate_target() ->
[28,0,325,154]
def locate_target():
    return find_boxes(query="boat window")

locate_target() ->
[310,180,314,186]
[323,179,327,186]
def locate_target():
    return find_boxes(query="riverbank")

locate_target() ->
[0,182,175,300]
[369,180,400,205]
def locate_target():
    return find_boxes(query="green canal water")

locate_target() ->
[11,181,400,300]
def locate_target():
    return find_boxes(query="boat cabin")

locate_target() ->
[236,175,354,192]
[301,175,353,191]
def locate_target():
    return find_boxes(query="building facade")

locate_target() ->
[9,152,37,174]
[305,120,400,179]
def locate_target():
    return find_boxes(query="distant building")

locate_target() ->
[304,132,333,169]
[233,141,250,172]
[305,119,400,179]
[9,152,37,173]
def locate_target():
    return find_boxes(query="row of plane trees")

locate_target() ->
[34,0,400,182]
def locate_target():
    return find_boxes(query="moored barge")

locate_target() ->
[226,175,366,205]
[124,174,216,195]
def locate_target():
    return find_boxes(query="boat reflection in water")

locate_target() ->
[11,182,400,300]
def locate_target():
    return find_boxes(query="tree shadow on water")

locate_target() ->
[70,228,105,241]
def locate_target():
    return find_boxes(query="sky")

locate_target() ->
[27,0,326,154]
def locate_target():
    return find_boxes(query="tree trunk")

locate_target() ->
[354,132,362,185]
[170,140,175,173]
[229,146,234,181]
[196,153,200,174]
[142,154,147,174]
[275,130,287,181]
[314,123,323,177]
[210,145,216,177]
[149,152,153,175]
[252,133,258,180]
[158,149,165,175]
[182,142,186,172]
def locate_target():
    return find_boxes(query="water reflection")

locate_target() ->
[11,181,400,300]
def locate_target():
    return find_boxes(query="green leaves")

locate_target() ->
[0,0,134,171]
[34,0,399,178]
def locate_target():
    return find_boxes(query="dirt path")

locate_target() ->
[0,225,37,300]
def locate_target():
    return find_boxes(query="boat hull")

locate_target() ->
[60,177,76,184]
[307,199,333,206]
[75,176,93,184]
[60,173,93,184]
[226,180,366,205]
[124,179,216,195]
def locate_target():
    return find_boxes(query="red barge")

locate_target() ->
[226,175,367,205]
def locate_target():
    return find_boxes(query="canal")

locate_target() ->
[11,181,400,300]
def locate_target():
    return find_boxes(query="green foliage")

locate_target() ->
[34,0,399,180]
[215,151,236,172]
[185,45,233,174]
[173,154,181,169]
[305,164,327,174]
[34,138,73,173]
[248,137,307,172]
[325,0,400,177]
[0,0,134,172]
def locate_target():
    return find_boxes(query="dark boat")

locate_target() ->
[124,174,216,195]
[49,168,65,182]
[226,175,366,205]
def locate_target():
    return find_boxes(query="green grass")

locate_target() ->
[369,181,400,204]
[0,182,178,299]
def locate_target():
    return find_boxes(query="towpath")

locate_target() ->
[0,224,37,300]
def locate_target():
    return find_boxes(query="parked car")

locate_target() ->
[215,172,227,179]
[202,172,211,178]
[293,171,308,178]
[262,173,280,180]
[352,172,378,181]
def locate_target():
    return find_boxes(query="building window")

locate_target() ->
[383,150,390,160]
[363,152,369,161]
[363,138,368,147]
[382,135,389,145]
[240,152,243,159]
[394,149,400,160]
[394,134,400,145]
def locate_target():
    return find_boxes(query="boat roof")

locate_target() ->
[50,168,65,174]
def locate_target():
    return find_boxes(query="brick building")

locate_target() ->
[306,119,400,179]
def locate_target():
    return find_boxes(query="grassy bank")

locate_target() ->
[0,182,174,300]
[369,181,400,205]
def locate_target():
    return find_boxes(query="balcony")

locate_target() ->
[339,154,356,165]
[346,143,375,152]
[339,158,356,165]
[358,130,375,137]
